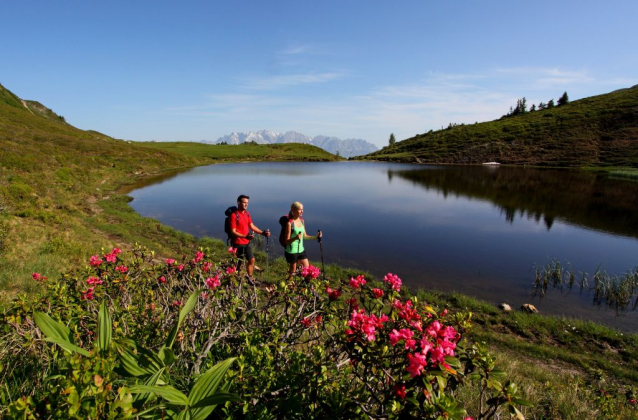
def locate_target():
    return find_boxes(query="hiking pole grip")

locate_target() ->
[317,230,322,243]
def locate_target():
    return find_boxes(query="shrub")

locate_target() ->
[1,246,528,419]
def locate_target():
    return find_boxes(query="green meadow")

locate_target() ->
[1,82,637,419]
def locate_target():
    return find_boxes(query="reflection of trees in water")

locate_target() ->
[391,166,638,238]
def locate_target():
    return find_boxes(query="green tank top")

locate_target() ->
[286,220,305,254]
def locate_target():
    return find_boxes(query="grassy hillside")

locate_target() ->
[359,85,638,167]
[0,83,335,300]
[137,140,340,162]
[1,83,638,418]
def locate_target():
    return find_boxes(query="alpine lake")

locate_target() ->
[125,162,638,332]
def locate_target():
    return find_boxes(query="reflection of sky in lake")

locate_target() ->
[128,162,638,331]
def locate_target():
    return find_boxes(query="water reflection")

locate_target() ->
[391,166,638,238]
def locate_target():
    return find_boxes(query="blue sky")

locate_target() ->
[2,1,637,147]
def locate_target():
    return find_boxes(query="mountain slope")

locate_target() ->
[358,85,638,167]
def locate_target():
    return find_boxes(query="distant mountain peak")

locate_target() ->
[206,130,378,157]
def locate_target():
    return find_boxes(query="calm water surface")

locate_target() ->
[127,162,638,331]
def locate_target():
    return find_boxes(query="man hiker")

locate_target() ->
[229,195,270,280]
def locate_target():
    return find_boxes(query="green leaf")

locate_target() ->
[34,311,71,342]
[98,300,112,353]
[117,347,151,377]
[130,385,188,406]
[191,392,241,409]
[188,358,236,420]
[44,337,90,357]
[159,348,176,366]
[134,368,167,406]
[165,290,201,349]
[511,405,526,420]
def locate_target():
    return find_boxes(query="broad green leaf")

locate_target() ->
[130,385,188,406]
[117,347,151,377]
[98,300,112,353]
[44,337,90,357]
[188,358,236,420]
[191,392,241,409]
[165,290,201,349]
[34,312,71,342]
[134,368,166,406]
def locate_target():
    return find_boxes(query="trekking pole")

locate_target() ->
[317,230,324,281]
[265,229,270,280]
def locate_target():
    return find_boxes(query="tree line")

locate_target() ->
[504,91,569,117]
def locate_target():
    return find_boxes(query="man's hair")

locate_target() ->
[237,195,250,203]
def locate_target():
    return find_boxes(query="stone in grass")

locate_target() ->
[521,303,539,314]
[498,303,512,312]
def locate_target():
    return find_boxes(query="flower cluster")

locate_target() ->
[383,272,402,291]
[398,319,460,377]
[32,272,47,281]
[325,286,342,301]
[345,309,389,341]
[206,274,221,289]
[301,265,321,279]
[349,274,366,289]
[81,287,95,300]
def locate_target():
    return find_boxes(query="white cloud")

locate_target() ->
[239,71,346,91]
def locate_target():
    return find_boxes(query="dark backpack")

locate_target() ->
[224,206,245,244]
[279,216,303,248]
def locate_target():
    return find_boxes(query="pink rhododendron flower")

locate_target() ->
[104,253,117,263]
[194,251,205,262]
[347,298,359,311]
[406,352,428,377]
[86,276,103,286]
[200,292,208,299]
[89,255,103,267]
[202,262,212,272]
[326,287,342,301]
[441,309,448,317]
[315,315,322,324]
[225,266,236,275]
[32,273,47,281]
[165,258,176,265]
[464,417,474,420]
[389,328,416,350]
[346,309,389,341]
[111,247,122,255]
[81,287,95,300]
[426,321,442,337]
[349,275,366,289]
[227,247,237,255]
[177,264,185,272]
[173,300,181,307]
[158,276,167,283]
[115,265,128,273]
[372,288,384,298]
[301,265,320,279]
[206,275,221,289]
[394,384,407,399]
[393,299,421,322]
[383,272,402,291]
[301,317,312,328]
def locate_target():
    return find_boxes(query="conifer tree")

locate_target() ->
[389,133,396,147]
[557,91,569,106]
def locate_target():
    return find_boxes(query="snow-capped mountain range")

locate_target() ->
[201,130,378,158]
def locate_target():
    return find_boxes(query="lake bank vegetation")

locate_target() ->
[357,85,638,167]
[1,81,638,418]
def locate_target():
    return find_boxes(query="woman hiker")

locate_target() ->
[284,201,322,280]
